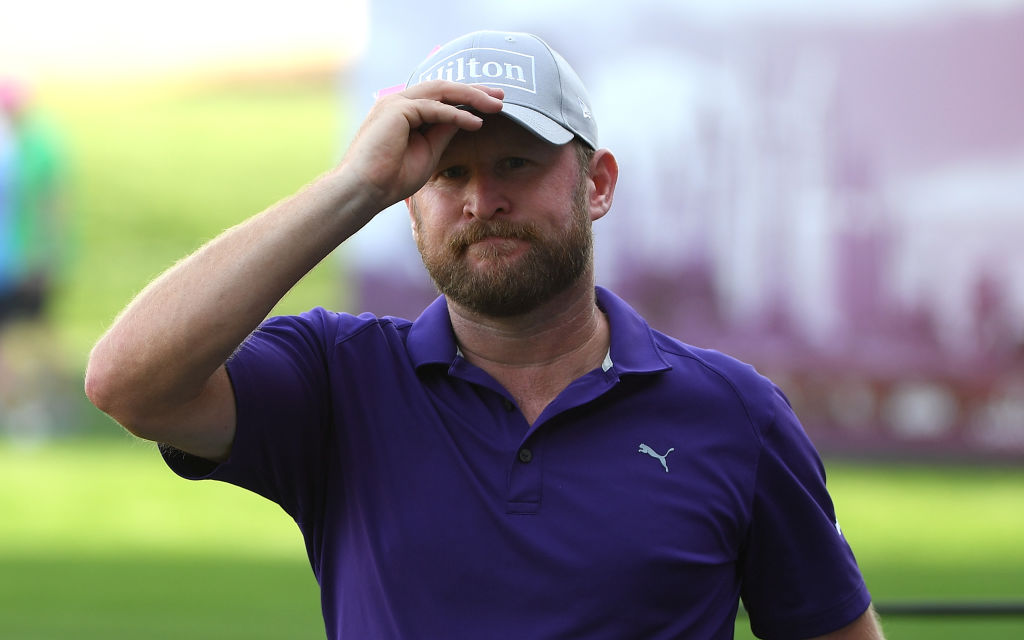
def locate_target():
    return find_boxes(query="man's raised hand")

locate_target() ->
[339,81,504,213]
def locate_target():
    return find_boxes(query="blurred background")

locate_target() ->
[1,0,1022,638]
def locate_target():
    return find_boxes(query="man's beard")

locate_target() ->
[413,182,592,317]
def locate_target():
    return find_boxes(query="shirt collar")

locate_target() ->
[407,287,671,375]
[407,295,460,368]
[594,286,672,375]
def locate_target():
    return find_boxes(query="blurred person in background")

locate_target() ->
[86,31,884,639]
[0,87,14,296]
[0,79,70,442]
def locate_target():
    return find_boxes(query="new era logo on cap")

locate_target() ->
[417,48,537,95]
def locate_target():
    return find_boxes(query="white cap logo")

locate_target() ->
[418,47,537,94]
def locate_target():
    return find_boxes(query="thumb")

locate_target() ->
[420,122,460,164]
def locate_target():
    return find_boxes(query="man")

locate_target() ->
[86,31,884,639]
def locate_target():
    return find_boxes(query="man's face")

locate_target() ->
[409,115,593,317]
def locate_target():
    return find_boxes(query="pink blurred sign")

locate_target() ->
[345,3,1024,458]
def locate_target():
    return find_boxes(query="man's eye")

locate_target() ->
[439,166,466,179]
[503,158,527,170]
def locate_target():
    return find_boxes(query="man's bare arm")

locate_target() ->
[84,82,504,462]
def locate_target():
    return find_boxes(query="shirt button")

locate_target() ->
[518,448,533,463]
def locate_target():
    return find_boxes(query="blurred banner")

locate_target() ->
[343,1,1024,458]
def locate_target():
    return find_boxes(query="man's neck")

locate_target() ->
[447,280,609,423]
[450,281,606,365]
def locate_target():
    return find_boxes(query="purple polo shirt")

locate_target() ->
[163,287,870,639]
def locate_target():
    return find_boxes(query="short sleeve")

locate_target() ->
[740,386,871,639]
[161,309,336,525]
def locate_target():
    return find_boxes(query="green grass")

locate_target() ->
[0,555,321,639]
[2,440,1022,639]
[0,438,323,638]
[4,77,345,638]
[43,75,349,366]
[734,461,1024,639]
[833,464,1024,600]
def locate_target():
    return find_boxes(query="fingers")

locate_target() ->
[339,81,505,210]
[397,81,503,132]
[403,80,504,114]
[418,122,461,161]
[376,81,504,152]
[405,98,483,133]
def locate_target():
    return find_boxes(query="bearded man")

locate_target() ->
[86,31,884,640]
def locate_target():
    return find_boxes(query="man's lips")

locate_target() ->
[465,235,528,256]
[449,223,539,253]
[472,235,524,247]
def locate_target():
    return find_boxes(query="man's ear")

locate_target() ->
[587,149,618,222]
[405,197,419,241]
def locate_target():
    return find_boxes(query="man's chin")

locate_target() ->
[443,274,570,318]
[448,293,540,319]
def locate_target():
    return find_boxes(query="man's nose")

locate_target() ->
[463,172,510,220]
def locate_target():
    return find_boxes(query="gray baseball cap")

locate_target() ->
[406,31,598,149]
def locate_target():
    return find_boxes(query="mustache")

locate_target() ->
[445,220,542,253]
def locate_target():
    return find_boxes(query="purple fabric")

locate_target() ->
[163,287,870,639]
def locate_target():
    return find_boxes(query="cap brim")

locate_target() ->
[500,103,574,145]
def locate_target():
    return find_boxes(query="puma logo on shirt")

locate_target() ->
[638,443,675,472]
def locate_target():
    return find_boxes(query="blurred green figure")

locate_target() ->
[0,80,66,317]
[0,79,70,442]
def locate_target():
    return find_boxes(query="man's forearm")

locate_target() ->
[85,81,505,444]
[85,168,377,436]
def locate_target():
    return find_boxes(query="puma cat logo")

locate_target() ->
[638,443,674,472]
